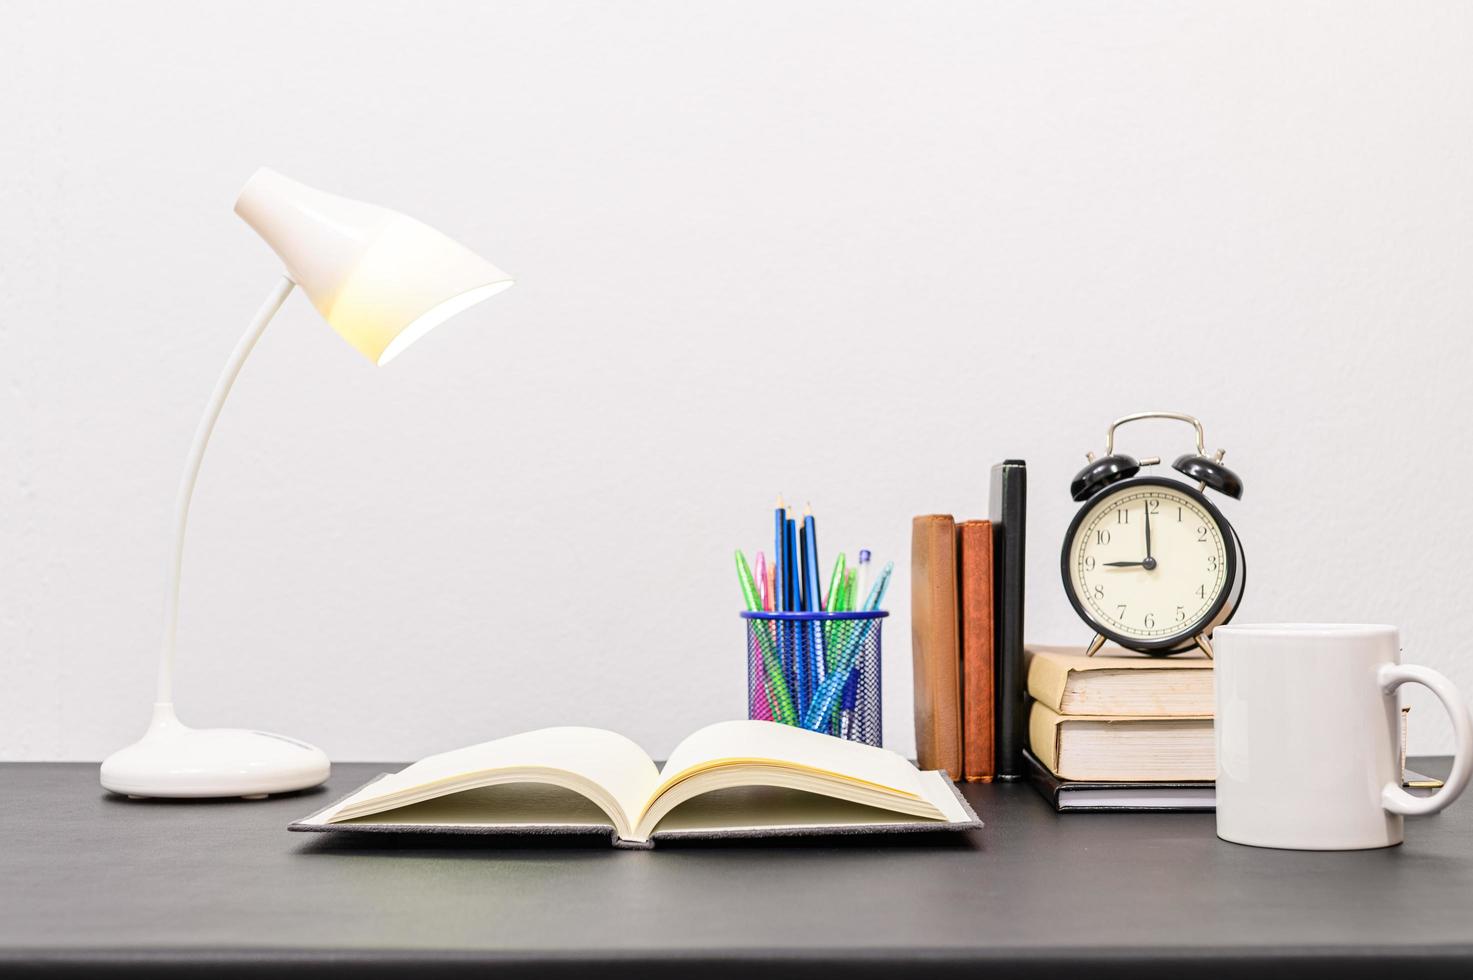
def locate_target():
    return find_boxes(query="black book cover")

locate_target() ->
[1022,749,1215,812]
[989,460,1027,780]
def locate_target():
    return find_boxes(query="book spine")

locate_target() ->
[989,460,1027,780]
[1023,651,1071,714]
[1027,700,1061,773]
[911,514,962,779]
[1021,749,1066,812]
[957,520,995,782]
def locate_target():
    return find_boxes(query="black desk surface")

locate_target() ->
[3,760,1471,979]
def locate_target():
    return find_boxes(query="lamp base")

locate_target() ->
[100,703,330,799]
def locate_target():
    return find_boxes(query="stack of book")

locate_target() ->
[1022,645,1215,811]
[909,461,1028,783]
[910,514,995,782]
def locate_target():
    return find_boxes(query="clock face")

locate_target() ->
[1064,479,1233,647]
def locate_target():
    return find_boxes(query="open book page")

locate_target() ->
[653,720,930,802]
[625,720,945,840]
[647,772,973,840]
[323,727,660,838]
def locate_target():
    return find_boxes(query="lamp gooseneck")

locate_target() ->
[102,273,328,799]
[155,276,295,705]
[104,168,511,799]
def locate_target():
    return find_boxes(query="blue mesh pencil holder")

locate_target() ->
[740,610,887,747]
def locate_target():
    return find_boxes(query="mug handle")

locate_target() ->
[1378,663,1473,817]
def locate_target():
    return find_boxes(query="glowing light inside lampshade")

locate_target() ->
[375,280,515,366]
[234,169,514,365]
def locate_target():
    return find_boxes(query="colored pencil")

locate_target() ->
[736,551,772,722]
[787,512,800,613]
[755,552,770,612]
[760,551,796,723]
[735,555,796,726]
[798,524,810,611]
[776,498,787,612]
[784,512,804,705]
[801,504,826,687]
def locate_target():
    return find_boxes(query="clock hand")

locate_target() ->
[1144,499,1152,561]
[1102,561,1146,567]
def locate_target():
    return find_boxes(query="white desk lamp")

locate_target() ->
[100,169,514,799]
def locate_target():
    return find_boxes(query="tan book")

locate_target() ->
[1025,645,1214,717]
[911,515,961,779]
[957,520,994,782]
[1029,702,1215,782]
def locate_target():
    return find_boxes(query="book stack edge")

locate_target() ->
[1023,645,1215,812]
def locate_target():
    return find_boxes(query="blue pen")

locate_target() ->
[801,561,893,731]
[802,504,825,689]
[784,512,805,706]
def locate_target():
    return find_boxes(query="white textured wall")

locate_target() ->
[3,2,1471,762]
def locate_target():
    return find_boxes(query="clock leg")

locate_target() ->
[1194,634,1214,659]
[1085,633,1107,658]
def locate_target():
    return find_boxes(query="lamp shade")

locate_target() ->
[234,168,513,365]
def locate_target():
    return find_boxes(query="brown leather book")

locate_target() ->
[911,515,962,779]
[957,520,995,782]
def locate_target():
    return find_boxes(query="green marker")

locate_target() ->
[735,550,762,611]
[824,552,847,612]
[825,568,858,686]
[828,562,866,673]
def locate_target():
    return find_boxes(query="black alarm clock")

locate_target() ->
[1061,412,1245,658]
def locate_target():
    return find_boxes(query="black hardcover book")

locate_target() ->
[989,460,1027,780]
[1022,750,1442,813]
[1022,749,1214,812]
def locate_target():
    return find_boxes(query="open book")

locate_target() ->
[291,720,980,848]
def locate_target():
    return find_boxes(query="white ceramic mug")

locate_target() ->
[1214,624,1473,850]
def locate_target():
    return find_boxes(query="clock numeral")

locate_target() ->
[1175,605,1186,622]
[1116,508,1130,525]
[1177,506,1184,522]
[1095,529,1111,545]
[1084,556,1096,571]
[1116,604,1127,619]
[1207,555,1220,572]
[1196,585,1208,599]
[1197,525,1209,543]
[1143,612,1156,629]
[1145,499,1160,515]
